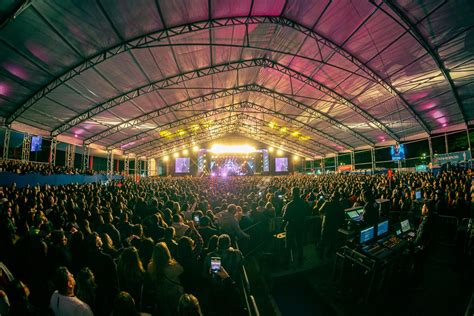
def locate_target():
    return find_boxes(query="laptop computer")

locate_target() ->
[347,210,362,221]
[345,206,364,222]
[400,219,416,238]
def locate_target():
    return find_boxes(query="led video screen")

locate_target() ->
[175,158,190,173]
[391,144,405,161]
[31,136,42,152]
[275,157,288,172]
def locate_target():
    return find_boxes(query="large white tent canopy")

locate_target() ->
[0,0,473,158]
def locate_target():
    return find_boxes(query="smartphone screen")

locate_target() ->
[211,257,221,273]
[194,215,200,224]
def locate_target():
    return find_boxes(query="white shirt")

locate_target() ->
[172,222,190,237]
[50,291,93,316]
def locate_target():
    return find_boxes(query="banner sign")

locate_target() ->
[415,165,428,172]
[337,165,353,172]
[433,150,471,165]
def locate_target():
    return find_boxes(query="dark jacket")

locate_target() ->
[362,201,380,228]
[283,197,310,231]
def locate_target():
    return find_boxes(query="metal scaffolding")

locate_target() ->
[124,154,130,176]
[106,150,113,180]
[144,158,148,177]
[428,137,434,164]
[21,134,31,161]
[3,128,10,159]
[371,148,376,172]
[50,137,57,166]
[350,151,355,170]
[134,156,138,181]
[65,144,75,168]
[82,144,90,170]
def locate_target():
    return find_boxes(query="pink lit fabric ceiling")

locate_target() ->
[0,0,473,158]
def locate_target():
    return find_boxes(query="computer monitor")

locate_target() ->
[377,220,389,237]
[400,219,411,233]
[347,210,361,221]
[415,191,421,200]
[345,206,364,214]
[360,226,375,244]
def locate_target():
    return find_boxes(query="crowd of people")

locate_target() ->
[0,168,472,315]
[0,160,95,175]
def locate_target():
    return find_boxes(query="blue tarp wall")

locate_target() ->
[0,172,123,188]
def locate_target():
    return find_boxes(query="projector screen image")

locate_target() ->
[275,158,288,172]
[30,136,42,152]
[175,158,190,173]
[390,144,405,161]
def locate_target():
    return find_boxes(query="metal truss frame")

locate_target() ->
[21,134,31,161]
[128,112,323,156]
[108,102,243,150]
[58,57,379,145]
[0,0,31,30]
[2,128,10,159]
[65,144,75,168]
[49,137,57,166]
[145,123,316,159]
[7,16,429,134]
[237,133,314,159]
[131,115,243,156]
[134,156,138,180]
[90,83,366,151]
[141,128,236,158]
[136,114,321,158]
[110,99,344,153]
[52,58,262,137]
[124,154,130,176]
[86,84,351,150]
[90,84,362,151]
[234,125,319,158]
[81,144,90,170]
[382,0,467,126]
[106,150,113,179]
[230,113,326,156]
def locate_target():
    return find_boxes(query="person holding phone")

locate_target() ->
[203,234,243,281]
[210,257,221,273]
[206,265,243,315]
